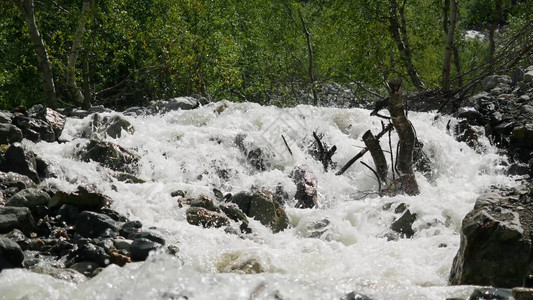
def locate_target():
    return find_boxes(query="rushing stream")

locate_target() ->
[0,102,515,299]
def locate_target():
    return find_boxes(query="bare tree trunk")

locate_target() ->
[388,0,425,90]
[387,78,419,195]
[13,0,57,108]
[67,0,92,105]
[363,130,388,184]
[81,50,91,109]
[442,0,457,92]
[299,10,318,106]
[452,45,463,87]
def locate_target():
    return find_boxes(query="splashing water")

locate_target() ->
[0,102,514,299]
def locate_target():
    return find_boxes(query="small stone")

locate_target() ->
[6,188,51,212]
[340,292,372,300]
[49,186,111,209]
[0,206,35,235]
[127,231,165,245]
[30,266,87,284]
[186,207,230,228]
[74,211,120,238]
[130,238,161,261]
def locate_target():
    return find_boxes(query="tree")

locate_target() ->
[11,0,57,108]
[442,0,458,91]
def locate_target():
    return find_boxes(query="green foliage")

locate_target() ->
[0,0,531,110]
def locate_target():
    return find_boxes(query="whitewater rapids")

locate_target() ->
[0,102,514,299]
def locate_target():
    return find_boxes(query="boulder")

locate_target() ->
[48,186,111,209]
[468,287,512,300]
[186,207,229,228]
[450,182,533,288]
[0,144,40,183]
[89,114,134,139]
[0,172,36,191]
[130,238,161,261]
[482,75,512,91]
[27,105,66,139]
[231,191,289,233]
[512,124,533,148]
[390,208,417,238]
[219,203,250,232]
[79,139,139,172]
[189,194,219,212]
[235,134,268,171]
[0,237,24,270]
[74,211,120,238]
[6,188,51,212]
[12,116,55,142]
[0,124,23,144]
[149,97,199,113]
[291,168,318,209]
[0,206,35,235]
[0,111,13,124]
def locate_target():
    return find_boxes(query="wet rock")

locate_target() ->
[189,194,219,212]
[69,262,101,277]
[231,191,289,233]
[79,139,139,172]
[450,182,533,288]
[30,266,87,283]
[340,292,372,300]
[0,111,13,124]
[27,105,66,138]
[12,116,55,143]
[113,239,133,252]
[109,249,131,266]
[457,107,487,126]
[0,207,35,235]
[0,237,24,270]
[292,168,318,209]
[186,207,230,228]
[468,287,512,300]
[75,211,120,238]
[6,188,51,212]
[507,163,530,176]
[454,120,481,150]
[119,220,143,237]
[127,231,165,245]
[219,203,250,233]
[235,133,267,171]
[89,114,134,139]
[390,208,417,238]
[0,144,40,183]
[149,97,200,113]
[0,172,36,190]
[122,106,150,116]
[0,123,23,144]
[297,218,335,241]
[113,172,145,183]
[48,186,111,210]
[130,238,161,261]
[73,241,111,267]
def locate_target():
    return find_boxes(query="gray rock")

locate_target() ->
[75,241,111,267]
[524,71,533,83]
[48,186,111,209]
[234,133,268,171]
[468,287,512,300]
[30,266,87,283]
[0,237,24,270]
[127,231,165,245]
[513,287,533,300]
[75,211,120,238]
[0,111,13,124]
[89,114,134,139]
[27,105,66,140]
[231,191,289,233]
[0,123,23,144]
[483,75,512,91]
[390,209,417,238]
[340,292,372,300]
[79,139,139,172]
[512,124,533,148]
[122,107,149,116]
[150,97,199,113]
[0,172,36,190]
[13,116,55,142]
[450,181,533,288]
[521,105,533,116]
[130,238,161,261]
[292,168,318,209]
[0,144,40,183]
[0,206,35,235]
[6,188,51,212]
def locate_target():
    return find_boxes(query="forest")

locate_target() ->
[0,0,532,110]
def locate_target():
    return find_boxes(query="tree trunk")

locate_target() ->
[387,78,419,195]
[81,50,91,109]
[66,0,92,105]
[13,0,57,108]
[442,0,457,92]
[452,45,463,87]
[363,130,388,184]
[299,10,318,106]
[388,0,425,91]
